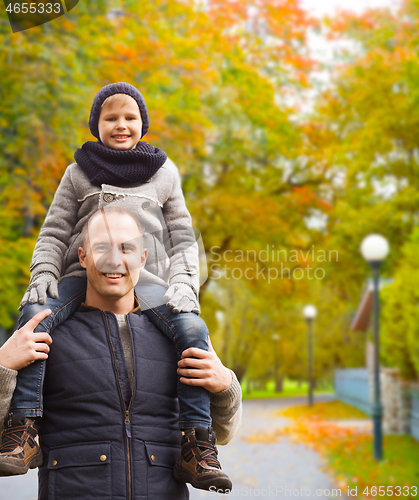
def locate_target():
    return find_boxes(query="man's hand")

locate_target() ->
[0,309,53,371]
[177,339,232,393]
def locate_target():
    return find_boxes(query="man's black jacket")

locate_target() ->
[38,307,188,500]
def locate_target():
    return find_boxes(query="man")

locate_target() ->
[0,206,242,499]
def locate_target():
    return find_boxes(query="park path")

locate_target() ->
[190,394,345,499]
[1,395,345,500]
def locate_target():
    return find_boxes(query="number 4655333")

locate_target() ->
[363,486,418,497]
[6,3,62,14]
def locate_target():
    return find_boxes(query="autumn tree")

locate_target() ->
[299,0,419,379]
[305,0,419,300]
[381,228,419,378]
[0,1,113,327]
[1,0,367,385]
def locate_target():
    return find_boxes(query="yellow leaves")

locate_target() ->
[180,60,197,72]
[112,43,137,61]
[203,0,315,87]
[0,236,36,329]
[279,401,369,420]
[243,416,370,453]
[13,168,26,176]
[267,402,419,499]
[257,403,373,467]
[244,427,288,443]
[60,19,74,31]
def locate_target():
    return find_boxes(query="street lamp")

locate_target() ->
[360,234,390,461]
[271,334,282,392]
[303,305,317,407]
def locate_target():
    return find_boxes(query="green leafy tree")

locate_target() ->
[381,228,419,378]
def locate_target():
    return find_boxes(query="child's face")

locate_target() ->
[98,95,143,150]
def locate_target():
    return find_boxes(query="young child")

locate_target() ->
[0,82,232,492]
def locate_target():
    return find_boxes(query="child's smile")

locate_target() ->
[98,96,143,150]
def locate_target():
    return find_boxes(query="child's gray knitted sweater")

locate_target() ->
[29,158,200,294]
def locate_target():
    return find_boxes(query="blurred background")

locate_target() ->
[1,0,419,497]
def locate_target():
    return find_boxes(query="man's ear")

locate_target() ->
[140,248,147,270]
[78,247,87,269]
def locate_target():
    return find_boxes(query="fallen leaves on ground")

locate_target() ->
[243,402,419,499]
[278,401,369,421]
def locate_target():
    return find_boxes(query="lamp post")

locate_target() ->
[303,305,317,407]
[360,234,390,461]
[271,334,282,392]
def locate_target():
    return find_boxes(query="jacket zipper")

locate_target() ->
[125,410,132,500]
[125,315,136,500]
[104,312,134,500]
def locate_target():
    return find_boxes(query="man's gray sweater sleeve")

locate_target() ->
[0,366,17,434]
[209,371,242,446]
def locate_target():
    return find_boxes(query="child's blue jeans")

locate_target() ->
[10,277,211,429]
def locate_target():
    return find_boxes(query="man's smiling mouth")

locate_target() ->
[103,273,125,278]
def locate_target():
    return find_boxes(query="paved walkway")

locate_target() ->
[190,394,344,499]
[1,394,345,499]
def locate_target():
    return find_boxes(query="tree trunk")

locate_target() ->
[246,379,251,394]
[275,376,283,393]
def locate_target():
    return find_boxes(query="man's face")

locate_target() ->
[79,212,147,306]
[98,95,143,150]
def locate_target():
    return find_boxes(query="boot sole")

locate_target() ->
[0,452,43,477]
[173,461,232,494]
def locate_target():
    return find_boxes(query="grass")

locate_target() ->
[241,379,334,400]
[328,434,419,498]
[277,402,419,499]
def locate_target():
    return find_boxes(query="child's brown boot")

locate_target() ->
[173,427,232,494]
[0,413,42,476]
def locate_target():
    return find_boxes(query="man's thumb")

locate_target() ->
[25,309,52,331]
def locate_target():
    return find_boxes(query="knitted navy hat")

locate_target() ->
[89,82,149,140]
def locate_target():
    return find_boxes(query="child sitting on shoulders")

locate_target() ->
[0,82,232,493]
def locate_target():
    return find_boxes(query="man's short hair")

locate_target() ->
[80,206,144,253]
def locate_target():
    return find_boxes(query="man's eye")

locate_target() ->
[121,245,134,253]
[107,118,115,121]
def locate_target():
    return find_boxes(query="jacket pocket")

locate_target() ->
[47,441,111,500]
[144,441,188,499]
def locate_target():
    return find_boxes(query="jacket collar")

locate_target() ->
[79,295,141,314]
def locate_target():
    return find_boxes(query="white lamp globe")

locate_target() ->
[303,305,317,319]
[360,234,390,262]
